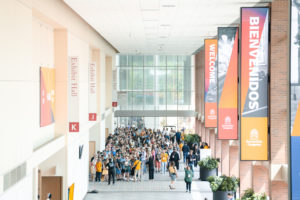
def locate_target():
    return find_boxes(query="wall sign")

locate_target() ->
[69,57,79,132]
[89,63,97,121]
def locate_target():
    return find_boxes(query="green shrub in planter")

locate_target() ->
[207,175,240,192]
[198,157,219,170]
[241,188,267,200]
[184,134,201,148]
[207,175,240,200]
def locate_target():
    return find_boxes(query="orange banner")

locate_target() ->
[205,39,218,128]
[40,67,55,127]
[240,7,269,160]
[217,27,238,140]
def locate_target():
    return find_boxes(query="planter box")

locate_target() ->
[200,167,217,181]
[213,191,233,200]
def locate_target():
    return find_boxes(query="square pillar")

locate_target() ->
[221,140,229,176]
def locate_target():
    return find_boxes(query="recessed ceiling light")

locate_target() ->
[162,5,176,8]
[160,36,168,38]
[160,24,171,27]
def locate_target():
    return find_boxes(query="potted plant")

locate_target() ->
[207,175,240,200]
[184,133,201,148]
[241,188,267,200]
[198,157,219,181]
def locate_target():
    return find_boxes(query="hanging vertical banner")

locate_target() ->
[240,7,269,160]
[88,63,97,121]
[217,27,238,140]
[40,67,55,127]
[290,1,300,198]
[205,39,218,128]
[69,57,80,132]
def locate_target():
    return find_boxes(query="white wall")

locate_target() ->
[0,0,34,177]
[0,175,32,200]
[0,0,116,199]
[66,32,90,199]
[32,17,55,149]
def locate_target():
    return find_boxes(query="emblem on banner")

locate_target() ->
[208,109,217,120]
[222,116,233,130]
[246,129,262,146]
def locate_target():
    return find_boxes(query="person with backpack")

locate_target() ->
[106,158,115,185]
[170,147,180,170]
[133,156,141,181]
[182,142,190,163]
[168,161,178,190]
[184,165,194,193]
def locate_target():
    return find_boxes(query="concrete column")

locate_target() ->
[269,0,289,199]
[239,161,252,196]
[221,140,229,176]
[201,123,206,142]
[253,165,269,196]
[209,129,216,158]
[271,181,288,200]
[205,128,210,144]
[215,139,222,174]
[229,146,239,177]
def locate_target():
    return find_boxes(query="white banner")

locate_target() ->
[88,62,97,121]
[69,56,80,132]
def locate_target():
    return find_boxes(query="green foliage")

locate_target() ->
[207,175,240,192]
[184,134,200,147]
[241,188,267,200]
[198,157,219,170]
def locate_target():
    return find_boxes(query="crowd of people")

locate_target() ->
[90,127,210,192]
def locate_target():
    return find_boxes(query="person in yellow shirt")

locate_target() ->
[133,156,142,181]
[95,158,102,182]
[161,150,169,174]
[179,142,184,160]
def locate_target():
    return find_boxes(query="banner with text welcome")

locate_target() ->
[205,39,218,128]
[217,27,238,140]
[241,7,269,160]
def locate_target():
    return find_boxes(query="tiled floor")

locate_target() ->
[84,163,213,200]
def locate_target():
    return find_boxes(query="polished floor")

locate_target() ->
[84,163,213,200]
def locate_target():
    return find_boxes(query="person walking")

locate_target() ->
[168,161,178,190]
[95,158,102,182]
[161,150,168,174]
[146,152,155,181]
[182,142,190,164]
[170,148,180,170]
[187,150,196,172]
[193,145,200,168]
[184,165,194,193]
[133,156,142,181]
[175,130,181,144]
[106,158,115,185]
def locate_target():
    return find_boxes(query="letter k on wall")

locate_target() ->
[69,122,79,132]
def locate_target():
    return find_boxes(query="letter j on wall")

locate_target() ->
[240,7,269,161]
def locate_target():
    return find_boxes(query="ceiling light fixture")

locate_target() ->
[160,24,171,27]
[162,4,176,8]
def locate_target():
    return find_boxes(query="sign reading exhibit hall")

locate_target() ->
[88,63,97,121]
[69,57,80,132]
[290,1,300,198]
[217,27,238,140]
[240,7,269,161]
[204,39,218,128]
